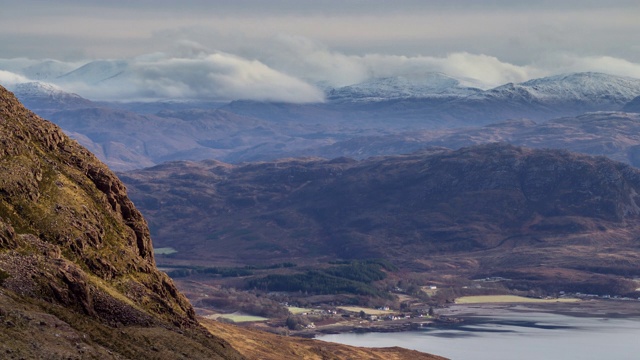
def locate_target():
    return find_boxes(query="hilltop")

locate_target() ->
[122,144,640,295]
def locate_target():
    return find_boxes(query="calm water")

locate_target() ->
[318,311,640,359]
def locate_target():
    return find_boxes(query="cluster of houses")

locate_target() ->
[363,313,422,322]
[567,292,640,301]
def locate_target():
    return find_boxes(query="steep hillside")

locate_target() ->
[0,84,244,358]
[0,85,442,359]
[122,144,640,294]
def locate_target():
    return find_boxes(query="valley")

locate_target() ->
[13,68,639,336]
[118,144,640,333]
[3,2,640,359]
[0,85,437,359]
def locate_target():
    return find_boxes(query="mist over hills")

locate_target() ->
[5,71,640,171]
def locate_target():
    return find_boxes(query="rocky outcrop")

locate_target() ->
[0,84,181,316]
[0,85,245,358]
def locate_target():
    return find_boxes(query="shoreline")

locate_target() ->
[291,299,640,338]
[438,298,640,319]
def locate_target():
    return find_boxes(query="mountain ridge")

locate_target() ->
[327,72,483,102]
[122,143,640,295]
[5,71,640,172]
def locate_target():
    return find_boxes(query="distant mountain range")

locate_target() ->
[121,144,640,295]
[326,72,484,101]
[7,58,640,105]
[4,71,640,171]
[237,112,640,165]
[221,72,640,127]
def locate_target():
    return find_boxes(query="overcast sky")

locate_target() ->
[1,1,640,102]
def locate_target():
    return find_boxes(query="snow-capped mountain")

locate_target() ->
[327,72,640,108]
[12,81,95,113]
[327,72,483,102]
[13,81,69,97]
[478,72,640,105]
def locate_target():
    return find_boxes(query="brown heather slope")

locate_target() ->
[0,85,443,359]
[201,319,446,360]
[0,84,243,358]
[122,144,640,294]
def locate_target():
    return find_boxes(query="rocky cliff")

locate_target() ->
[0,85,244,359]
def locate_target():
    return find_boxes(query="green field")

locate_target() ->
[337,306,394,315]
[153,247,177,255]
[288,306,313,314]
[206,313,269,323]
[455,295,580,304]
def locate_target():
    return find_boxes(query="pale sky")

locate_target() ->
[1,1,640,102]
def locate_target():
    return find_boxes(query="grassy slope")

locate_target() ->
[0,289,241,360]
[202,318,447,360]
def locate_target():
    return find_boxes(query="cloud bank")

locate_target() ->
[55,49,325,103]
[0,70,30,86]
[2,38,640,102]
[255,36,632,89]
[0,43,325,103]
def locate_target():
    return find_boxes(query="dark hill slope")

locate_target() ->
[122,145,640,293]
[625,95,640,112]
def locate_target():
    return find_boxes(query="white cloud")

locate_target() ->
[0,70,30,87]
[0,45,326,103]
[535,54,640,79]
[356,53,543,89]
[3,37,640,102]
[259,37,547,89]
[126,52,325,102]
